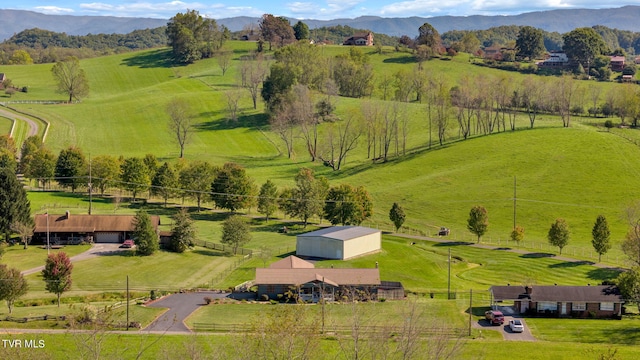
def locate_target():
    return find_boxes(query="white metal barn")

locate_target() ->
[296,226,381,260]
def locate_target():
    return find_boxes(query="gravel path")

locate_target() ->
[144,292,230,333]
[0,106,39,137]
[20,243,131,276]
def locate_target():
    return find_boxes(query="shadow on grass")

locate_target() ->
[433,241,474,247]
[195,113,269,131]
[587,267,623,281]
[548,260,595,268]
[582,327,640,345]
[276,251,297,258]
[383,56,415,64]
[191,248,225,257]
[121,49,174,68]
[494,247,512,251]
[520,252,555,258]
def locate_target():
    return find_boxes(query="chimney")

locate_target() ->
[65,210,70,218]
[525,286,532,294]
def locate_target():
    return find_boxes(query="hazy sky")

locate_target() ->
[10,1,639,20]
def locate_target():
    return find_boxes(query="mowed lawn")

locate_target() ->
[2,244,91,272]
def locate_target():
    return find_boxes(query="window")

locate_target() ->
[537,301,557,311]
[572,302,586,311]
[600,302,614,311]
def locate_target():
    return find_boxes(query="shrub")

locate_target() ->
[203,296,213,305]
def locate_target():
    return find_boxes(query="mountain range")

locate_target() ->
[3,6,640,42]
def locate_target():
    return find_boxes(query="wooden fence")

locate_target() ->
[1,315,66,323]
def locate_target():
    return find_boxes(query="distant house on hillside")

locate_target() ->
[538,52,569,67]
[343,32,374,46]
[610,55,625,71]
[489,284,623,319]
[33,212,160,245]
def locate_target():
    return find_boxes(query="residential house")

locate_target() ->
[343,32,374,46]
[489,285,624,319]
[296,226,381,260]
[483,46,503,60]
[610,56,625,72]
[33,212,160,244]
[254,255,403,301]
[538,52,569,67]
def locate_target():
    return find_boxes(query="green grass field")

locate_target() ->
[3,42,640,359]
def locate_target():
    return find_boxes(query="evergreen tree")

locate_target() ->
[467,205,489,243]
[293,21,310,40]
[42,252,73,307]
[592,215,611,263]
[389,202,406,232]
[257,180,279,222]
[0,167,32,242]
[133,210,159,256]
[169,208,196,253]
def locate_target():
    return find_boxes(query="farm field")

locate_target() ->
[2,39,640,359]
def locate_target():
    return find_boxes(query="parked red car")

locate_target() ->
[485,310,504,325]
[120,239,134,248]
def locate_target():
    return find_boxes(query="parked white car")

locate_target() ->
[509,319,524,333]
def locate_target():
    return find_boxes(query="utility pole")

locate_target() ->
[126,275,130,331]
[88,155,92,215]
[469,289,473,336]
[513,176,517,230]
[448,248,451,300]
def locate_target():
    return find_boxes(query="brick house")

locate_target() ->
[254,255,404,301]
[489,285,624,319]
[610,56,625,71]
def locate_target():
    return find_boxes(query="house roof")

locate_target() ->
[610,56,625,62]
[269,255,315,269]
[255,268,380,286]
[490,285,623,303]
[34,213,160,233]
[298,226,380,241]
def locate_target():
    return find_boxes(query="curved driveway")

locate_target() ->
[21,243,130,276]
[144,291,230,333]
[0,106,39,137]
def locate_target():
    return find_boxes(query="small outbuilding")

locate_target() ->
[296,226,381,260]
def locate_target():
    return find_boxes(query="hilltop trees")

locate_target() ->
[548,218,570,254]
[42,252,73,307]
[415,22,441,57]
[259,14,296,51]
[51,56,89,102]
[0,167,32,242]
[516,26,546,60]
[166,10,229,64]
[467,205,488,243]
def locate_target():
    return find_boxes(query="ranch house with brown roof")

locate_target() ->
[254,255,403,302]
[33,212,160,245]
[490,284,623,319]
[343,32,374,46]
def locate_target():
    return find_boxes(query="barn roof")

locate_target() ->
[490,285,623,303]
[34,213,160,233]
[255,267,380,286]
[298,226,380,241]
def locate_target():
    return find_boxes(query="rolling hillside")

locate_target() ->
[3,43,640,260]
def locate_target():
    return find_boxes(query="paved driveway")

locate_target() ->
[474,315,536,341]
[21,243,129,276]
[144,292,230,333]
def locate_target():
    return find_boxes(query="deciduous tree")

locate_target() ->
[324,184,373,226]
[592,215,611,262]
[55,146,86,193]
[151,162,178,206]
[0,264,28,313]
[616,267,640,312]
[563,27,609,73]
[133,210,159,256]
[211,162,256,212]
[166,98,193,158]
[281,168,329,227]
[389,202,406,232]
[0,167,32,242]
[179,160,217,212]
[221,215,251,254]
[120,157,150,202]
[42,252,73,307]
[510,225,525,245]
[467,205,488,243]
[51,56,89,102]
[257,180,278,222]
[515,26,546,60]
[90,155,121,196]
[548,218,570,254]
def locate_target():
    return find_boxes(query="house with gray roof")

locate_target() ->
[296,226,381,260]
[490,284,623,319]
